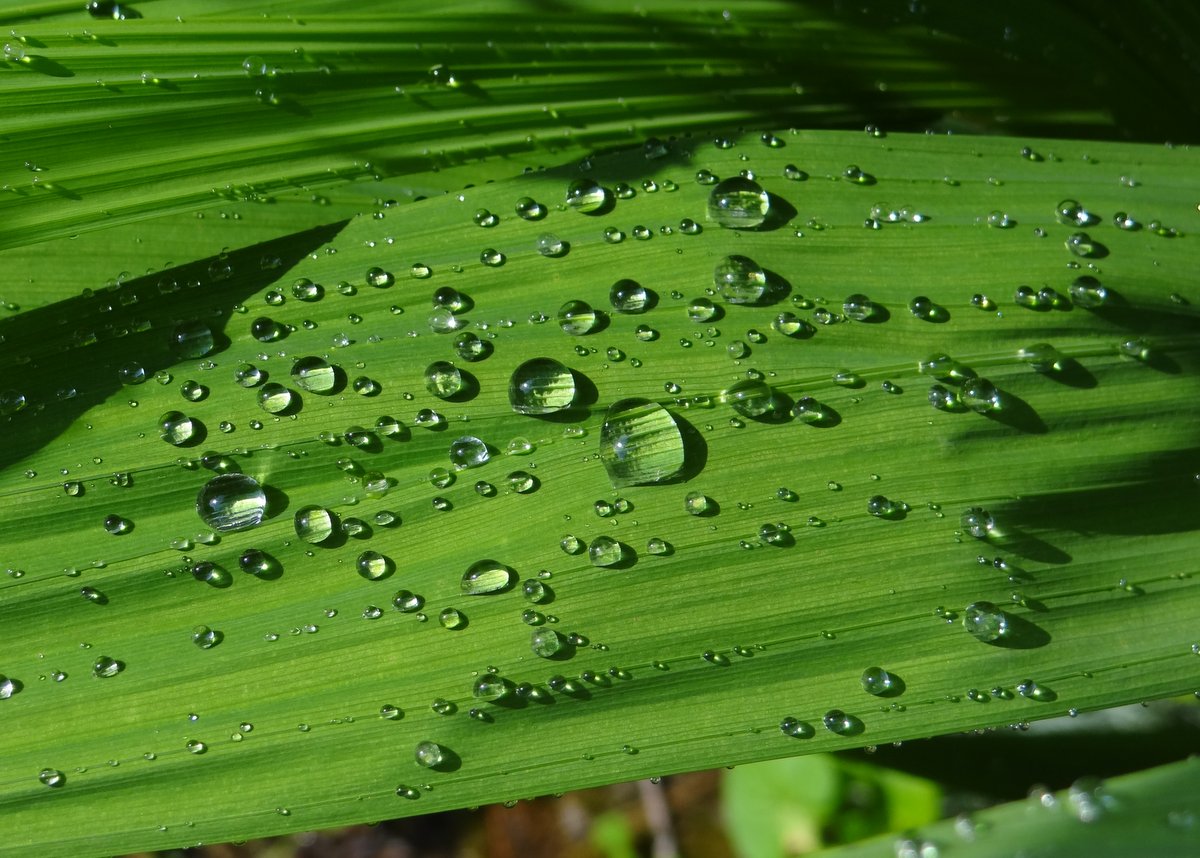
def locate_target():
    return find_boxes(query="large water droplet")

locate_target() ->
[461,559,514,594]
[424,361,463,398]
[38,769,64,788]
[557,300,599,335]
[707,176,770,229]
[172,321,214,358]
[449,436,490,469]
[159,411,197,446]
[598,399,686,488]
[565,178,608,213]
[291,356,337,393]
[963,601,1009,642]
[960,378,1001,413]
[196,473,266,532]
[414,741,445,768]
[294,505,334,544]
[714,255,767,304]
[357,550,394,580]
[960,507,995,539]
[588,536,625,567]
[509,358,576,414]
[721,379,775,418]
[531,628,565,658]
[257,383,294,414]
[610,279,649,314]
[861,666,894,695]
[92,656,123,678]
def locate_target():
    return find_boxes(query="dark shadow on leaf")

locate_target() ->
[1041,358,1097,389]
[983,390,1048,434]
[990,613,1051,650]
[17,55,74,78]
[0,220,349,472]
[758,193,797,232]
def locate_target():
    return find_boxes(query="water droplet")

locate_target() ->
[355,550,393,581]
[453,331,487,362]
[38,768,64,788]
[531,628,566,658]
[707,176,770,229]
[196,474,266,532]
[480,248,505,267]
[506,470,536,493]
[588,536,625,567]
[822,709,855,734]
[560,535,584,555]
[103,514,132,535]
[535,233,567,258]
[438,608,466,630]
[118,362,146,385]
[960,507,995,539]
[191,625,220,649]
[610,279,649,314]
[963,601,1009,642]
[180,380,207,402]
[522,580,548,603]
[294,505,334,544]
[1065,232,1098,257]
[158,411,197,446]
[392,590,423,612]
[960,378,1001,413]
[92,656,123,678]
[1068,275,1108,308]
[448,436,489,470]
[172,320,214,358]
[834,295,875,324]
[257,383,294,414]
[424,361,464,398]
[722,379,775,418]
[1056,198,1098,227]
[861,666,894,695]
[291,356,337,393]
[557,300,598,335]
[599,399,686,488]
[473,675,510,702]
[867,495,903,519]
[461,559,514,594]
[779,717,811,738]
[515,196,546,220]
[684,491,712,516]
[509,358,576,414]
[714,255,767,304]
[238,548,278,577]
[986,211,1016,229]
[565,178,609,214]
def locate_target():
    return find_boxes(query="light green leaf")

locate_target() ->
[813,757,1200,858]
[2,2,1199,855]
[1,127,1197,856]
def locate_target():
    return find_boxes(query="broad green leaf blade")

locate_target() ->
[0,130,1198,856]
[6,0,1200,259]
[811,757,1200,858]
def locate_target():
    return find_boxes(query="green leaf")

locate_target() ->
[2,2,1200,855]
[1,127,1197,856]
[812,758,1200,858]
